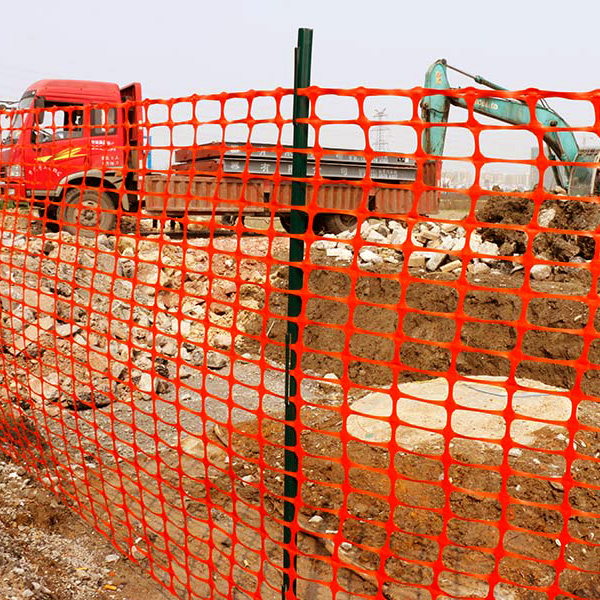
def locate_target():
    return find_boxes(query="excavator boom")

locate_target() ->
[421,59,582,190]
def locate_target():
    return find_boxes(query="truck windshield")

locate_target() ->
[1,96,34,146]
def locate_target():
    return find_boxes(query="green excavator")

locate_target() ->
[421,59,599,196]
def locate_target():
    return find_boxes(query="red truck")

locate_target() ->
[0,80,439,235]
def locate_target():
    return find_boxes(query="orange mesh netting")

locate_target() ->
[0,84,598,599]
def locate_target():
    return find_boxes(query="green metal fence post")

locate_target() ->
[282,26,313,600]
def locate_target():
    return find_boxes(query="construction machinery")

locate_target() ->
[421,59,599,196]
[0,80,438,236]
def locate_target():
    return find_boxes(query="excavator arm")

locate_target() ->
[421,59,581,190]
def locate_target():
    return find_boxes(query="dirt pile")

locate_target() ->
[476,194,599,262]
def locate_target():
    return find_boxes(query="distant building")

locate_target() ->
[441,169,530,192]
[529,146,557,190]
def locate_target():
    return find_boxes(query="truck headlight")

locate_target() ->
[8,165,22,178]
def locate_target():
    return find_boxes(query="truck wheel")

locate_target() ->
[220,215,238,226]
[315,213,357,235]
[279,214,292,233]
[279,214,312,233]
[61,188,117,237]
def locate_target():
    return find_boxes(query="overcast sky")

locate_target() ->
[2,0,599,174]
[3,0,599,96]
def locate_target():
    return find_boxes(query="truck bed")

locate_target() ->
[141,144,439,216]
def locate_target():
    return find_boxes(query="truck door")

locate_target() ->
[30,102,88,193]
[88,106,121,171]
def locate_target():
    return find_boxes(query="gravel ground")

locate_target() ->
[0,448,172,600]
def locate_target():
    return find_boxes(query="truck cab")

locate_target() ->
[0,79,142,235]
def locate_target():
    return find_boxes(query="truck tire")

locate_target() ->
[279,214,292,233]
[61,188,117,237]
[315,213,357,235]
[279,214,311,234]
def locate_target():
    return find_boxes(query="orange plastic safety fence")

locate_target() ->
[0,84,598,600]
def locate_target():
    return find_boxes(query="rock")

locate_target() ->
[308,515,323,525]
[182,344,204,366]
[42,240,56,255]
[440,259,462,273]
[155,379,173,396]
[56,323,75,337]
[407,254,426,269]
[89,351,109,373]
[499,241,517,256]
[96,253,116,274]
[111,362,128,380]
[469,262,491,276]
[477,241,500,256]
[441,223,458,233]
[359,222,372,237]
[61,389,111,410]
[326,247,353,261]
[157,290,180,310]
[335,228,355,240]
[117,257,136,278]
[113,279,133,298]
[358,248,383,265]
[452,238,466,251]
[138,373,153,393]
[110,321,130,341]
[531,264,552,280]
[131,539,146,560]
[97,234,115,251]
[426,253,446,271]
[136,263,159,284]
[390,227,407,245]
[440,236,457,251]
[29,375,60,403]
[206,351,227,370]
[179,364,201,380]
[154,357,170,378]
[383,251,401,264]
[366,229,387,244]
[211,332,231,351]
[538,208,556,228]
[117,238,136,255]
[105,554,120,563]
[160,268,182,289]
[158,339,178,357]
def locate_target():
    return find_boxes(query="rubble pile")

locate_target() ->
[314,212,593,279]
[476,195,598,263]
[0,228,272,413]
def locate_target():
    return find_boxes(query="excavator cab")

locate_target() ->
[568,149,600,197]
